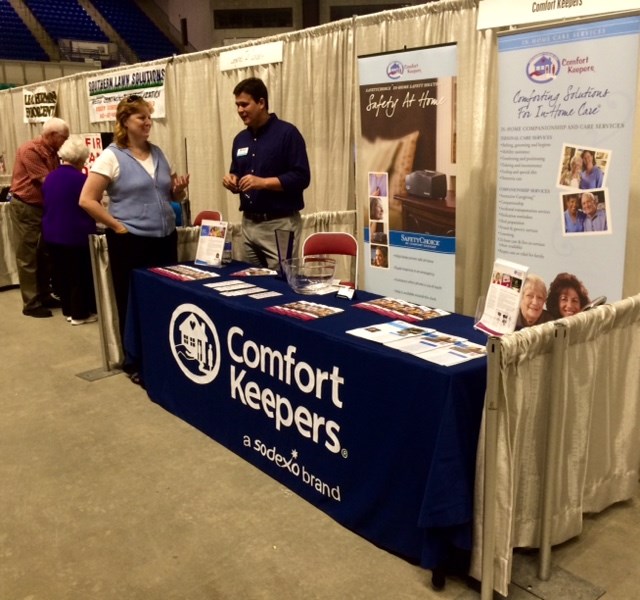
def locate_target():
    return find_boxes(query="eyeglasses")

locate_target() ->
[125,94,143,103]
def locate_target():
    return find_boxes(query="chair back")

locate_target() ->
[193,210,222,226]
[302,232,358,288]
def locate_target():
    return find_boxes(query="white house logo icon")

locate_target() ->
[169,303,221,384]
[527,52,560,84]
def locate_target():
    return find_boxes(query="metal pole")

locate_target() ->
[538,323,569,579]
[481,336,502,600]
[88,233,111,372]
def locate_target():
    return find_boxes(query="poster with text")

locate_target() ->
[358,44,457,312]
[80,133,112,176]
[86,64,167,123]
[496,16,640,308]
[23,86,58,123]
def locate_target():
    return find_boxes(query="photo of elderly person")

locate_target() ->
[581,191,607,232]
[563,193,585,233]
[579,149,604,190]
[546,272,591,320]
[369,196,384,221]
[515,274,552,330]
[560,153,583,188]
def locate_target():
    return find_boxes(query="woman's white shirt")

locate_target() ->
[91,147,169,180]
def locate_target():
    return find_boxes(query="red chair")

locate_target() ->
[302,231,359,288]
[193,210,222,226]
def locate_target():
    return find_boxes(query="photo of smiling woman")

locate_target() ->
[546,272,591,320]
[515,274,552,330]
[80,95,190,381]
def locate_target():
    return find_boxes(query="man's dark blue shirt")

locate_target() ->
[230,114,310,214]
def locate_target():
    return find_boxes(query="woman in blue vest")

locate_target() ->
[80,95,189,381]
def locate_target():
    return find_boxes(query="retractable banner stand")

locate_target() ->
[496,16,640,305]
[357,44,457,311]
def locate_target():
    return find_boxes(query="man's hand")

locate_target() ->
[237,174,265,192]
[222,173,240,193]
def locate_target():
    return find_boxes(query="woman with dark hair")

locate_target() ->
[80,95,189,380]
[546,272,590,319]
[579,149,603,190]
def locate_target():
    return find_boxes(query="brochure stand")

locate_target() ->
[194,220,228,267]
[475,258,528,336]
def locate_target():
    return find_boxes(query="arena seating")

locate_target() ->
[91,0,179,62]
[0,0,49,61]
[0,0,179,64]
[24,0,109,43]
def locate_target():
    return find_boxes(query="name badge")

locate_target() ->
[237,147,249,157]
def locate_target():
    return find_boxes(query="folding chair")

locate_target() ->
[193,210,222,226]
[302,231,359,288]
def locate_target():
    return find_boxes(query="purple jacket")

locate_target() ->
[42,165,97,246]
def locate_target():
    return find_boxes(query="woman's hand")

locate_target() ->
[172,173,190,199]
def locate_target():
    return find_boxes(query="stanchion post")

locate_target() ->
[481,336,502,600]
[88,233,111,372]
[538,322,569,580]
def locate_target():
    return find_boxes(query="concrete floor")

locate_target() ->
[1,285,639,600]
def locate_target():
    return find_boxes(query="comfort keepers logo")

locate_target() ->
[169,303,221,384]
[526,52,560,83]
[386,60,404,79]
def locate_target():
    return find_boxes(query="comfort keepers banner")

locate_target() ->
[495,16,640,304]
[357,44,457,312]
[86,63,168,122]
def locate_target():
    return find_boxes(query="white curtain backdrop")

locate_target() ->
[0,0,504,316]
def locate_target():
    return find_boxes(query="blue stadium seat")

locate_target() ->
[24,0,110,43]
[91,0,179,61]
[0,0,49,61]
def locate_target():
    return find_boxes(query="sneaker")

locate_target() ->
[70,314,98,326]
[23,306,53,318]
[66,316,72,322]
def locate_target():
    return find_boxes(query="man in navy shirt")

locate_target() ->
[223,77,311,268]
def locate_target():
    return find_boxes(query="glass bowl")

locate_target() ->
[281,256,336,294]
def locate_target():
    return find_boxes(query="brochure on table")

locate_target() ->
[346,320,486,366]
[475,258,528,336]
[195,220,227,267]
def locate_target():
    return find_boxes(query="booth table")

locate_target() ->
[125,264,487,569]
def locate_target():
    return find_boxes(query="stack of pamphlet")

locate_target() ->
[346,320,486,366]
[354,297,449,322]
[266,301,344,321]
[149,264,218,281]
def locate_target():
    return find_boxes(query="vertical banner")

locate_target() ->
[357,44,457,312]
[496,16,640,308]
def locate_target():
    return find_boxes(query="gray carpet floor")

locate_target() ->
[1,286,638,599]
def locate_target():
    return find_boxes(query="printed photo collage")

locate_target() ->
[368,171,390,269]
[557,144,611,236]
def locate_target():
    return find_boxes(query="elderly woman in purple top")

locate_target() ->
[42,136,97,325]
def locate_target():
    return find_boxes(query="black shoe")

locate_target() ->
[23,306,53,318]
[42,296,62,309]
[128,372,145,389]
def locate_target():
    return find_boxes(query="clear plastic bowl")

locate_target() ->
[281,256,336,294]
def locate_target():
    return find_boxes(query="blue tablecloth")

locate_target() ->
[125,264,487,568]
